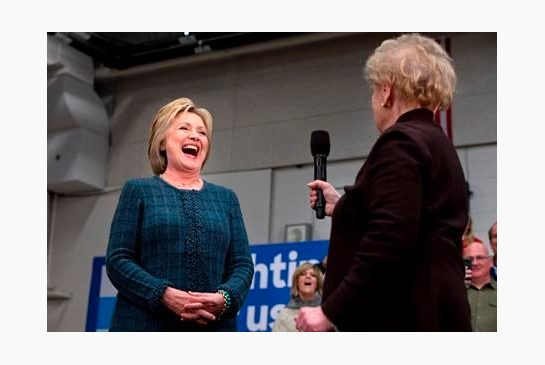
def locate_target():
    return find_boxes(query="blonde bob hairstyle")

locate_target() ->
[148,97,213,175]
[290,262,324,299]
[364,33,456,111]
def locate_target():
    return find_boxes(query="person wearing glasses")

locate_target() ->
[463,240,497,331]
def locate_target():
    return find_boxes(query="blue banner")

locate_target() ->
[86,240,328,332]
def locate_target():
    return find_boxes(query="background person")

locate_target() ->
[489,221,497,280]
[105,97,254,331]
[272,262,324,332]
[463,240,497,331]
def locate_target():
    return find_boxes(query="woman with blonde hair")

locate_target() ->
[273,262,324,332]
[106,97,254,331]
[297,33,471,331]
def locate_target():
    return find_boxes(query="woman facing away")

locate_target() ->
[296,33,472,331]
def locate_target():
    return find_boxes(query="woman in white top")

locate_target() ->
[272,262,323,332]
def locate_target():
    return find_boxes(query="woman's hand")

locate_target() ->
[307,180,340,217]
[184,291,225,318]
[160,287,216,325]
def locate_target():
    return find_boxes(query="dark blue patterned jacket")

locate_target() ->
[106,176,254,331]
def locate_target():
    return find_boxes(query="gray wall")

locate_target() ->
[47,32,497,331]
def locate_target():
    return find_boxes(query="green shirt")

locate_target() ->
[466,279,497,332]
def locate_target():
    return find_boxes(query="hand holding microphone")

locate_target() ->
[307,180,340,217]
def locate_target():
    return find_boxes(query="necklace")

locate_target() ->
[159,174,202,189]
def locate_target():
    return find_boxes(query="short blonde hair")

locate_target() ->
[290,262,324,298]
[364,33,456,111]
[148,97,213,175]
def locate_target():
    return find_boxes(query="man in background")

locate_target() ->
[463,240,497,331]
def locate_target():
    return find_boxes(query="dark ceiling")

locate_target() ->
[48,32,306,70]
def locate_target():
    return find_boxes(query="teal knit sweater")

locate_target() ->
[106,176,254,331]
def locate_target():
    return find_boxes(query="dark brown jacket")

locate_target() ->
[321,108,471,331]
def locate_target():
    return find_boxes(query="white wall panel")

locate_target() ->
[466,145,497,250]
[204,169,272,245]
[47,192,120,331]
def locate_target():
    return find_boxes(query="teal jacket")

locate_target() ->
[106,176,254,331]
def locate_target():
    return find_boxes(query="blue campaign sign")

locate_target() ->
[86,256,118,332]
[86,240,329,332]
[239,240,328,331]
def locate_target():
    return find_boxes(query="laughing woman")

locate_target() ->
[106,97,254,331]
[272,262,324,332]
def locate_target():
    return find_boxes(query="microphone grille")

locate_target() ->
[310,130,330,156]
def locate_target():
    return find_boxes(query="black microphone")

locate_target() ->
[310,130,330,219]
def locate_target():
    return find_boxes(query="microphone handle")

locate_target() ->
[316,188,325,219]
[314,154,327,220]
